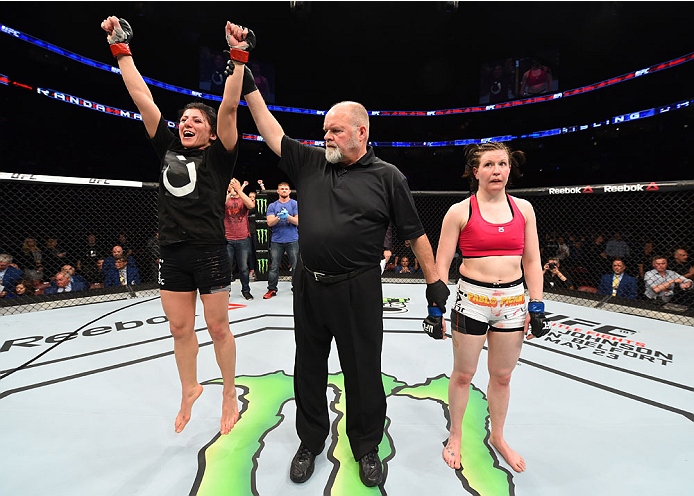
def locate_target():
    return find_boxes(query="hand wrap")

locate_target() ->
[226,27,256,63]
[426,280,450,313]
[108,18,134,58]
[422,306,444,340]
[528,301,551,338]
[242,65,259,95]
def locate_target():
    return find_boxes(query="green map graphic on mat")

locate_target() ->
[195,372,512,496]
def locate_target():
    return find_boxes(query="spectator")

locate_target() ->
[644,255,692,303]
[0,253,24,298]
[598,259,637,299]
[391,239,415,270]
[102,245,137,275]
[670,248,694,280]
[567,236,585,267]
[543,257,574,290]
[637,241,656,279]
[7,279,35,298]
[15,237,44,281]
[257,179,266,191]
[43,237,68,276]
[44,270,88,294]
[61,264,89,289]
[104,256,141,288]
[78,234,106,284]
[395,256,415,274]
[587,233,609,283]
[556,236,570,261]
[224,178,256,300]
[541,232,559,259]
[605,232,630,260]
[116,232,134,258]
[263,182,299,299]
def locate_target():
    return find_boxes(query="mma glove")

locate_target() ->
[107,18,134,58]
[528,300,551,338]
[426,280,450,313]
[423,306,444,340]
[277,209,289,221]
[224,26,256,77]
[422,280,449,340]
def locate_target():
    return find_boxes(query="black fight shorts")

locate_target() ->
[159,242,231,294]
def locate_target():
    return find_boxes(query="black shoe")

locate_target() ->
[358,448,383,487]
[242,291,253,300]
[290,443,316,483]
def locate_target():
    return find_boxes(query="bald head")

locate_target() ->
[323,101,370,166]
[328,101,370,139]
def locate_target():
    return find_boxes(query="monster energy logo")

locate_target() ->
[383,297,410,313]
[257,258,269,273]
[256,198,268,215]
[383,297,410,303]
[194,372,512,495]
[257,229,268,244]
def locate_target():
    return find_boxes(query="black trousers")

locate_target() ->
[293,259,385,461]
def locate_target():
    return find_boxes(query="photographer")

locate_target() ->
[543,257,574,290]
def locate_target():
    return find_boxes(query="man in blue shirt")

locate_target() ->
[264,182,299,298]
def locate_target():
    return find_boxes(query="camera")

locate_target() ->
[548,262,557,269]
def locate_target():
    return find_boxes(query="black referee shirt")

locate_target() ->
[279,136,425,273]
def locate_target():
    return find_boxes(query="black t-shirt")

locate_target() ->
[149,118,238,246]
[279,136,424,273]
[670,261,693,278]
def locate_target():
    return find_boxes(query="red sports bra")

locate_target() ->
[458,194,525,257]
[526,68,548,87]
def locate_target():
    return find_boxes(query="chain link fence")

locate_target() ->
[0,174,160,315]
[2,174,693,325]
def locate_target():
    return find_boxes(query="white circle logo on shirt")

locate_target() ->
[163,155,198,197]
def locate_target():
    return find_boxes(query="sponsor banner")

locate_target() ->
[255,197,268,215]
[256,229,269,246]
[512,180,693,197]
[257,258,269,274]
[0,172,143,188]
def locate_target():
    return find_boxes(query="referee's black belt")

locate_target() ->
[302,261,376,284]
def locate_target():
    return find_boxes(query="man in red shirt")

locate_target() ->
[224,178,256,300]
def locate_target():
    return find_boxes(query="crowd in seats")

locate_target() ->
[539,231,693,309]
[1,231,158,301]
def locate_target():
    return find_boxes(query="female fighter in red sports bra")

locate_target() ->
[435,142,547,473]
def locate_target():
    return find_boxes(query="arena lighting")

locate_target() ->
[3,73,691,147]
[2,23,693,116]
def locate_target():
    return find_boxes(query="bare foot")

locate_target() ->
[490,436,526,472]
[220,389,239,435]
[175,384,204,433]
[442,436,462,470]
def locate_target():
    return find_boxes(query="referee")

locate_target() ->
[243,73,449,487]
